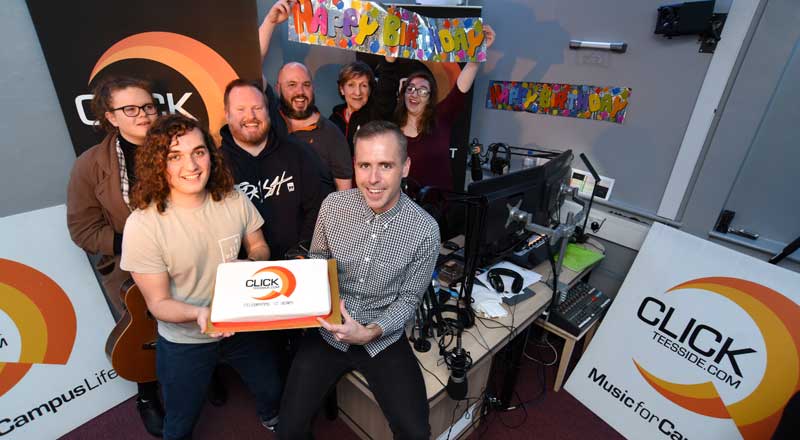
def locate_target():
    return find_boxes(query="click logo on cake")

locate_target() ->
[0,259,77,398]
[88,31,239,140]
[245,267,297,301]
[633,277,800,439]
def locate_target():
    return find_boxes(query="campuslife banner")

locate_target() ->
[289,0,487,62]
[486,80,631,124]
[25,0,262,155]
[0,206,136,439]
[565,223,800,439]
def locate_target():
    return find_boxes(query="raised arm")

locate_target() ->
[456,24,495,93]
[259,0,293,64]
[371,57,401,120]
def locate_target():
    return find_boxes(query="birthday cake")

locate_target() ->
[211,259,331,324]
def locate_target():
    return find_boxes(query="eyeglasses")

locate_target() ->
[405,85,431,98]
[111,103,158,117]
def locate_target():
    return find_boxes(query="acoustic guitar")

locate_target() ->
[105,278,158,383]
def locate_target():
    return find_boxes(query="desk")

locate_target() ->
[337,240,604,439]
[534,316,600,392]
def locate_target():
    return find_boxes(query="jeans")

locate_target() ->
[278,331,430,440]
[157,332,281,440]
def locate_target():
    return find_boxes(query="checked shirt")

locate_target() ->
[309,189,440,356]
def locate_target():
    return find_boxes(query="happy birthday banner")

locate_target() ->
[289,0,487,62]
[486,80,632,124]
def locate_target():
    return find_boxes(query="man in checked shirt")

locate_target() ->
[278,120,440,439]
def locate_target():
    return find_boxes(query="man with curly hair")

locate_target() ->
[120,114,282,439]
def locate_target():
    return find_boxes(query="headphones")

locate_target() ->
[437,304,475,331]
[487,268,524,294]
[489,143,511,175]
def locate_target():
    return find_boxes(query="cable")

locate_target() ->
[474,315,514,332]
[523,333,558,366]
[463,326,491,351]
[415,356,447,389]
[582,238,605,253]
[494,390,529,428]
[444,390,486,440]
[505,358,549,410]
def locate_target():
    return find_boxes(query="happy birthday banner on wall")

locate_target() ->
[486,80,632,124]
[289,0,487,62]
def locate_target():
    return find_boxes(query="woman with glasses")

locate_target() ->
[393,25,495,191]
[66,76,164,437]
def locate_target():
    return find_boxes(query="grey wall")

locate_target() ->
[0,0,75,217]
[682,0,800,272]
[469,0,714,215]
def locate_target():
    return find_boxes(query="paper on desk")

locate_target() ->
[563,243,604,272]
[475,261,542,298]
[471,284,508,318]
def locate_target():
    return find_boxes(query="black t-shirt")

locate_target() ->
[289,117,353,180]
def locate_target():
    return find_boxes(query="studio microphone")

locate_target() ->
[470,139,483,182]
[446,335,471,400]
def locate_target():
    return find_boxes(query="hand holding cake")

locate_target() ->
[317,301,383,345]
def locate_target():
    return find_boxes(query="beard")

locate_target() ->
[280,93,317,120]
[229,118,268,146]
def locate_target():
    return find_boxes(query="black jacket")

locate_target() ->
[329,59,400,154]
[220,125,331,260]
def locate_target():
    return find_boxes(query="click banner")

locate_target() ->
[0,205,136,439]
[25,0,262,155]
[486,80,631,124]
[565,223,800,439]
[289,0,487,62]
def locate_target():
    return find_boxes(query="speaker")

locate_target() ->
[654,1,714,37]
[487,268,524,293]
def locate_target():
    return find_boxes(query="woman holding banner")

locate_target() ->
[393,25,495,191]
[259,0,401,154]
[66,76,165,437]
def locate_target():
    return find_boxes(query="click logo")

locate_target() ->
[88,32,239,140]
[633,277,800,439]
[245,267,296,301]
[0,259,77,398]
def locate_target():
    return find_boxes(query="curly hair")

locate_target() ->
[393,70,438,136]
[90,76,154,133]
[131,114,234,213]
[336,60,376,100]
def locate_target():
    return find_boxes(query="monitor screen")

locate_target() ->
[537,150,575,226]
[467,150,573,264]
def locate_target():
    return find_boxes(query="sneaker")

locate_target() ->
[261,415,279,433]
[136,397,164,437]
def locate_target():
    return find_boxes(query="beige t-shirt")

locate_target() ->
[120,192,264,343]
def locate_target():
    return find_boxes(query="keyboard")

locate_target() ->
[547,281,611,337]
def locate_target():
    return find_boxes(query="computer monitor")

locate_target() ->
[537,149,575,227]
[466,150,573,265]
